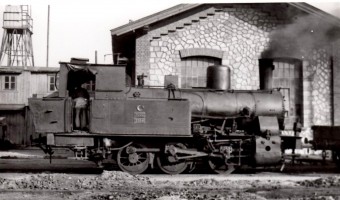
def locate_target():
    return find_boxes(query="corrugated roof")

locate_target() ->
[0,104,25,110]
[111,3,340,36]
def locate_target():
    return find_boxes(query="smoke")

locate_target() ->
[261,14,340,59]
[332,7,340,18]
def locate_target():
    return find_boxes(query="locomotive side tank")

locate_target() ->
[29,61,292,175]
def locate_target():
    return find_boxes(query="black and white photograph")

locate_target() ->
[0,0,340,199]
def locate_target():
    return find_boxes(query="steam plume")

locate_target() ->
[262,14,340,59]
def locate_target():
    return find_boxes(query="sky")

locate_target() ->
[0,0,339,67]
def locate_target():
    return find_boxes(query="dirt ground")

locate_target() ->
[0,151,339,200]
[1,169,340,200]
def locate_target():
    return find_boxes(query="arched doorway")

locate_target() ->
[181,56,222,88]
[260,58,303,130]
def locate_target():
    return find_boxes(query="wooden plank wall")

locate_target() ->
[30,73,52,98]
[0,71,30,105]
[26,107,38,144]
[1,110,26,145]
[0,108,36,146]
[0,70,53,145]
[0,72,54,105]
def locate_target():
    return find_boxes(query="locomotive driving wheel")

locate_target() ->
[157,143,188,175]
[117,143,150,175]
[208,157,235,174]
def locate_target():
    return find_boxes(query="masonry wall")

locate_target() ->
[332,40,340,126]
[300,49,332,141]
[134,5,333,139]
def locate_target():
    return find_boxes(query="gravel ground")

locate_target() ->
[0,151,339,200]
[1,171,340,200]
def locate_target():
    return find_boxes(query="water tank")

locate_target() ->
[3,5,32,31]
[206,65,231,90]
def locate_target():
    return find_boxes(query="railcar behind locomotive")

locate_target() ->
[29,59,296,175]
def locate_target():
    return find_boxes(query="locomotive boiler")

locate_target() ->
[29,60,292,175]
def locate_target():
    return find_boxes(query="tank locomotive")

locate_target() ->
[29,60,292,175]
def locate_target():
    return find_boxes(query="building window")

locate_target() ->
[4,75,16,90]
[48,75,56,91]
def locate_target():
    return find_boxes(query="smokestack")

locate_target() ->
[259,59,274,90]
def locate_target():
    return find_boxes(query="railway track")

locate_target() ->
[0,157,338,174]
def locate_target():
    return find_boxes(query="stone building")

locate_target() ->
[110,3,340,142]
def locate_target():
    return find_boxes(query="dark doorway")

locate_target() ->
[181,56,222,88]
[260,58,303,130]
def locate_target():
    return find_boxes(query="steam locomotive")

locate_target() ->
[29,59,297,175]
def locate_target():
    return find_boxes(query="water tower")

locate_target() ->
[0,5,34,67]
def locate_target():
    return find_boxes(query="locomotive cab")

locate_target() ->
[29,59,97,135]
[29,60,192,145]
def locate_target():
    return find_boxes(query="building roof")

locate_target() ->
[0,104,25,110]
[0,66,59,74]
[290,3,340,26]
[111,4,201,36]
[111,3,340,36]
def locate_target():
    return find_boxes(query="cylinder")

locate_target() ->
[206,65,231,90]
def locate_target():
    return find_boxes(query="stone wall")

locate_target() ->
[134,5,333,139]
[332,40,340,126]
[299,49,332,142]
[310,49,332,126]
[136,6,281,89]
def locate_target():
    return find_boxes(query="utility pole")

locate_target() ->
[46,5,50,67]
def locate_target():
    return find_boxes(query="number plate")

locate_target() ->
[134,112,146,124]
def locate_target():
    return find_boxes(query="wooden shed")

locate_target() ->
[0,66,59,145]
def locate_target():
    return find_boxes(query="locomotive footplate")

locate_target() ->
[46,132,94,147]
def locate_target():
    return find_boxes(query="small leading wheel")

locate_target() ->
[208,157,235,174]
[157,143,188,175]
[117,143,150,175]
